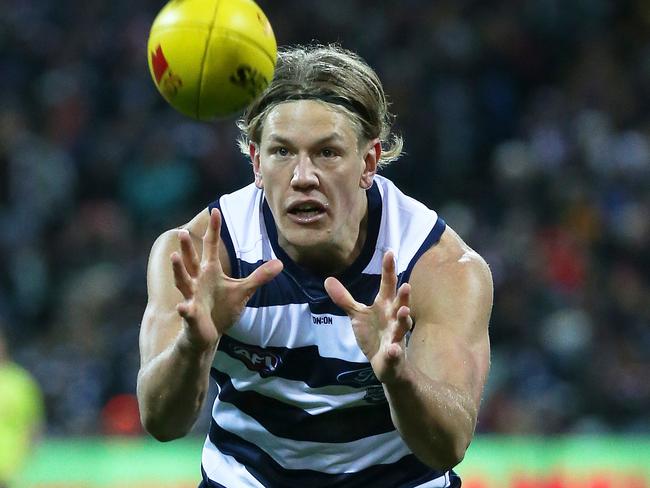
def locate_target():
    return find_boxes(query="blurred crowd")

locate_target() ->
[1,0,649,437]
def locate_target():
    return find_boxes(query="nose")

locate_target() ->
[291,154,319,190]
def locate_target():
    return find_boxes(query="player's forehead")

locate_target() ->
[259,100,361,147]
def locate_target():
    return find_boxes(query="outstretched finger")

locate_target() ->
[243,259,284,293]
[378,250,398,301]
[203,208,222,266]
[171,251,193,299]
[394,282,411,314]
[178,229,200,277]
[394,305,413,342]
[324,277,362,316]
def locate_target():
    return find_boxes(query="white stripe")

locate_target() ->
[211,400,412,473]
[228,304,366,362]
[215,352,369,412]
[201,435,265,488]
[365,176,439,275]
[219,184,264,257]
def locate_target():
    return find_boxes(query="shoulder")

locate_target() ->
[375,175,430,212]
[212,182,261,218]
[409,225,493,321]
[372,177,442,268]
[147,208,231,279]
[416,226,491,278]
[375,175,440,240]
[149,210,209,262]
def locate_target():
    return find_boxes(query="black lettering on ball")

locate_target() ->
[229,64,269,98]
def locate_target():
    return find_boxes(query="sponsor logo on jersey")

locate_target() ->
[363,385,387,404]
[312,315,333,325]
[336,367,379,387]
[230,344,282,377]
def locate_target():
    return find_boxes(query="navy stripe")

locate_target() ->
[243,261,315,306]
[208,420,449,488]
[239,257,385,311]
[217,335,377,387]
[207,199,240,279]
[212,369,393,442]
[399,217,446,286]
[308,299,348,315]
[449,471,462,488]
[337,180,382,283]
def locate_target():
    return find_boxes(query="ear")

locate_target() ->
[360,138,380,190]
[250,142,263,189]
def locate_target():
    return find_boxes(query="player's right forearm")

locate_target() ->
[137,335,217,441]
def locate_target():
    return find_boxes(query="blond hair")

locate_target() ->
[237,44,403,167]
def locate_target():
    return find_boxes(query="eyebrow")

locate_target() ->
[266,133,346,146]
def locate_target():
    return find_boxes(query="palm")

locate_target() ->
[171,209,283,351]
[325,251,412,384]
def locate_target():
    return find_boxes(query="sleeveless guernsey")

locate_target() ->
[201,175,459,488]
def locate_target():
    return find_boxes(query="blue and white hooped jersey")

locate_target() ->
[201,175,458,488]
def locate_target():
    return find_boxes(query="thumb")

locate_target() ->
[324,277,360,316]
[243,259,284,292]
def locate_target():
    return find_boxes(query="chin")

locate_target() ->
[288,230,329,248]
[281,226,332,251]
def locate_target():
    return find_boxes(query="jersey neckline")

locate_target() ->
[261,181,382,293]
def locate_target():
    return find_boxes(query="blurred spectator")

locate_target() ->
[101,393,143,436]
[0,0,648,436]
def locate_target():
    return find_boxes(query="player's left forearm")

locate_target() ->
[382,362,477,470]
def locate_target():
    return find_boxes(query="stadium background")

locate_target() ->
[1,0,649,486]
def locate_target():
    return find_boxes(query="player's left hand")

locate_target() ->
[324,251,412,384]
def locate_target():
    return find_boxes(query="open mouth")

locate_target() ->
[287,200,328,223]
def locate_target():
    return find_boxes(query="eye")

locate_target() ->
[320,148,337,158]
[271,146,290,157]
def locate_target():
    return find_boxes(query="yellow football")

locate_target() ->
[147,0,277,120]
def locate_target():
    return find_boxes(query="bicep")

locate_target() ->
[138,209,232,366]
[407,239,493,410]
[139,229,186,366]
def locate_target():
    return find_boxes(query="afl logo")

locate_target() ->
[231,345,282,377]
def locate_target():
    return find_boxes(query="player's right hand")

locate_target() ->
[170,208,283,352]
